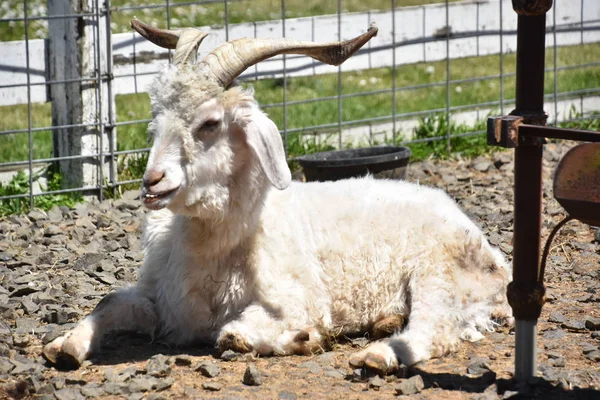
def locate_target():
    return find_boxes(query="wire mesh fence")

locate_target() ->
[0,0,599,212]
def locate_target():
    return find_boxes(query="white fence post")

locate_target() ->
[47,0,114,193]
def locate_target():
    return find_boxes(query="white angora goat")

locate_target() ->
[43,19,512,373]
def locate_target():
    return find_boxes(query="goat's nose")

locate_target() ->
[143,169,165,188]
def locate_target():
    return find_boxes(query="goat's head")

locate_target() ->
[131,18,377,218]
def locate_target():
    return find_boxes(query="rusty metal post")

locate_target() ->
[508,0,553,382]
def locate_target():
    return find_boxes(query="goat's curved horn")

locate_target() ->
[131,18,209,66]
[199,23,378,87]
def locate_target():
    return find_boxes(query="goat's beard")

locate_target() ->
[167,183,230,220]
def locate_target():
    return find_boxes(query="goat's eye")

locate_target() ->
[203,119,220,129]
[193,118,222,140]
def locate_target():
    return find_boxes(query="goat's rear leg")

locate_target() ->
[217,304,323,356]
[349,275,464,373]
[43,286,156,369]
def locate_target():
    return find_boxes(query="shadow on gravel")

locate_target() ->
[414,368,600,400]
[88,333,218,367]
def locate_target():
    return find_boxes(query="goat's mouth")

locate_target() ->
[142,186,179,209]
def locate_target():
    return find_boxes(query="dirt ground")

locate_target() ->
[1,142,600,400]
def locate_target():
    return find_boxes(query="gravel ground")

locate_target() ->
[1,142,600,400]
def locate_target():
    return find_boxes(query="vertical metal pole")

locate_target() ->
[476,2,480,57]
[24,0,34,210]
[281,0,288,155]
[337,0,343,149]
[167,0,172,62]
[254,22,259,80]
[499,0,504,115]
[552,3,558,125]
[104,0,116,197]
[580,0,584,45]
[367,11,372,70]
[422,7,426,62]
[94,0,104,201]
[132,25,138,93]
[510,11,548,382]
[224,0,229,41]
[445,0,451,151]
[391,0,397,143]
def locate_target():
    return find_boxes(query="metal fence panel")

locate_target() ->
[0,0,599,206]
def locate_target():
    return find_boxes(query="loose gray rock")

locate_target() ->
[81,384,104,398]
[51,376,66,390]
[581,343,599,355]
[243,364,263,386]
[202,382,222,391]
[15,317,38,333]
[298,360,322,375]
[47,205,63,222]
[54,387,84,400]
[351,367,378,382]
[146,354,171,377]
[195,361,221,378]
[183,386,202,397]
[28,210,48,222]
[146,394,168,400]
[279,391,297,400]
[562,320,586,331]
[101,382,124,396]
[323,367,345,379]
[546,351,562,359]
[585,317,600,331]
[20,297,39,315]
[543,329,566,340]
[315,352,336,366]
[220,349,240,361]
[489,332,506,343]
[127,377,153,393]
[395,375,425,395]
[503,390,520,399]
[114,199,140,211]
[10,358,39,375]
[585,350,600,361]
[174,355,193,366]
[103,368,119,382]
[548,357,565,367]
[467,357,491,375]
[472,161,492,172]
[548,311,567,324]
[95,215,112,228]
[150,377,174,392]
[0,357,14,374]
[368,375,385,390]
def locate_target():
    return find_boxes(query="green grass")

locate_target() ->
[395,114,491,162]
[0,166,82,217]
[0,0,457,41]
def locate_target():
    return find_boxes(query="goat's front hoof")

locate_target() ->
[217,332,253,354]
[43,335,89,370]
[349,341,398,374]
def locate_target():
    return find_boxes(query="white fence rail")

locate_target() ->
[2,0,599,106]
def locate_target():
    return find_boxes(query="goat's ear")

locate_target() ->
[235,108,291,190]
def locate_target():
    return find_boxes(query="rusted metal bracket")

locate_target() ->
[487,116,600,148]
[487,115,522,148]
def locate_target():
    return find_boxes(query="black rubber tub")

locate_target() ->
[295,146,411,182]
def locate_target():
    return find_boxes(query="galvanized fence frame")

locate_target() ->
[0,0,599,207]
